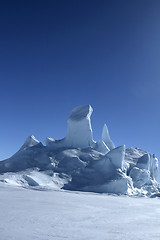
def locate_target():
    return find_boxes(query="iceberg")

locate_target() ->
[0,104,159,197]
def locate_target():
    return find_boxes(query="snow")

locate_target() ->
[125,147,146,164]
[0,171,67,189]
[1,184,160,240]
[0,104,160,239]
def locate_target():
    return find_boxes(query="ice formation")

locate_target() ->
[136,153,159,180]
[0,105,159,197]
[102,124,115,150]
[66,105,94,148]
[19,135,40,151]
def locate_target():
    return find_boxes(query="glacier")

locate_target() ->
[0,104,159,197]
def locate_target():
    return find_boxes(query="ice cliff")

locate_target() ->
[0,105,159,197]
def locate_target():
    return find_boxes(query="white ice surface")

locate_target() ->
[66,105,94,148]
[0,171,66,189]
[0,183,160,240]
[102,124,115,150]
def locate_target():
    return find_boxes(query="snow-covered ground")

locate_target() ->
[1,183,160,240]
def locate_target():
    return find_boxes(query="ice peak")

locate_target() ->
[102,124,115,150]
[45,137,55,146]
[26,135,39,143]
[19,135,40,151]
[69,105,93,121]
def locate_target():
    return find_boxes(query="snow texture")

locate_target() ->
[1,184,160,240]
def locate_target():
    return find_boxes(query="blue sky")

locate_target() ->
[0,0,160,160]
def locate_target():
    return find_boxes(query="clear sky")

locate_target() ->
[0,0,160,160]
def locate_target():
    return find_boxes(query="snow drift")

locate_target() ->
[0,105,159,196]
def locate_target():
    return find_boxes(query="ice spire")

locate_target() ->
[19,135,40,151]
[102,124,115,150]
[66,105,93,148]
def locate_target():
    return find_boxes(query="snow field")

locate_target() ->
[0,184,160,240]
